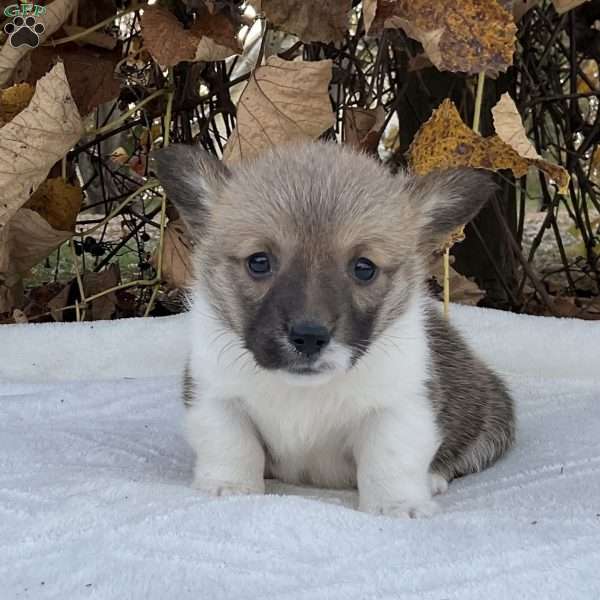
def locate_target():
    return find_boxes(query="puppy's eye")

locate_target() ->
[247,252,272,277]
[352,257,377,282]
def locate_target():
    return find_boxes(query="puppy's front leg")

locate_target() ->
[185,397,265,496]
[354,410,439,518]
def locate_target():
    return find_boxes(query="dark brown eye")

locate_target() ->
[353,257,377,282]
[247,252,271,277]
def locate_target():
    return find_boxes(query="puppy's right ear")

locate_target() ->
[152,144,229,239]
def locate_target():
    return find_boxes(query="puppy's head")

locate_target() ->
[154,142,494,385]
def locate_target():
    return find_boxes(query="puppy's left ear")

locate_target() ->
[152,144,230,240]
[407,167,497,255]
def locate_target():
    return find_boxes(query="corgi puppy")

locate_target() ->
[154,141,515,517]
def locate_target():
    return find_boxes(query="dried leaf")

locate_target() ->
[429,256,485,306]
[48,264,120,322]
[62,25,117,50]
[154,219,194,289]
[343,106,386,153]
[0,62,83,230]
[577,59,598,93]
[513,0,540,21]
[364,0,516,76]
[253,0,352,42]
[24,178,83,231]
[0,208,71,312]
[492,93,540,160]
[223,57,334,163]
[408,98,569,192]
[0,82,34,124]
[141,6,241,67]
[551,0,590,14]
[190,4,243,56]
[26,45,121,117]
[0,0,77,86]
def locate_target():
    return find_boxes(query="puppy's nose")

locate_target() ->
[288,322,331,357]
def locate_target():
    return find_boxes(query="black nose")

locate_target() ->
[288,322,331,357]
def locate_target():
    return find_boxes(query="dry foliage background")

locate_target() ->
[0,0,599,324]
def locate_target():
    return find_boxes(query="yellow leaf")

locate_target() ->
[223,57,334,163]
[25,178,83,232]
[408,98,569,192]
[0,82,34,124]
[0,62,83,230]
[252,0,352,43]
[363,0,516,75]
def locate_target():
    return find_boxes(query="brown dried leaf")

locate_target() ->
[343,106,386,153]
[190,4,243,56]
[141,6,241,67]
[0,82,34,124]
[253,0,352,42]
[48,264,120,322]
[223,57,334,163]
[0,208,71,312]
[552,0,590,14]
[62,25,117,50]
[154,219,194,289]
[0,0,77,86]
[0,62,83,230]
[492,93,540,160]
[408,98,569,192]
[26,45,121,116]
[429,256,485,306]
[24,178,83,231]
[364,0,516,76]
[513,0,540,21]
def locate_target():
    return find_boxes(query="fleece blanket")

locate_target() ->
[0,305,599,600]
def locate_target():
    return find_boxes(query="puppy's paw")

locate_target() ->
[193,479,264,497]
[360,498,439,519]
[429,472,449,496]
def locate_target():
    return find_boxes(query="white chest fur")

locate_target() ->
[185,294,440,490]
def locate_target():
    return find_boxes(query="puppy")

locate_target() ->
[154,141,515,518]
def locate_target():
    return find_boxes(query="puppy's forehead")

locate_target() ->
[212,144,413,255]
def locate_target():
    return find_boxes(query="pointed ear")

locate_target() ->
[152,144,230,239]
[407,168,497,255]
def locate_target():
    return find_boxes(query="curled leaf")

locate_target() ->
[0,62,83,230]
[364,0,516,76]
[492,93,540,160]
[223,57,334,163]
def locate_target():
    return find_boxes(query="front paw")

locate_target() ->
[193,478,265,497]
[359,497,439,519]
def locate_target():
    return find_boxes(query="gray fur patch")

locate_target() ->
[425,307,515,481]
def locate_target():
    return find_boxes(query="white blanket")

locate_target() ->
[1,305,599,599]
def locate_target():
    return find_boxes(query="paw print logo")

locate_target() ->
[3,15,45,48]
